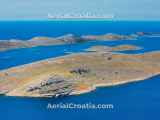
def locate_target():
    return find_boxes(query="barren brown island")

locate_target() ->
[0,33,160,98]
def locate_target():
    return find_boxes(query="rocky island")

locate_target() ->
[0,33,137,52]
[0,44,159,97]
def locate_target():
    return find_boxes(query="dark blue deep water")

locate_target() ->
[0,21,160,120]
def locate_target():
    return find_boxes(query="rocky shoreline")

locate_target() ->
[70,74,159,96]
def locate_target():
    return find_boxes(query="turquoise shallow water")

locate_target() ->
[0,21,160,120]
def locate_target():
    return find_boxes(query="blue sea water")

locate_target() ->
[0,21,160,120]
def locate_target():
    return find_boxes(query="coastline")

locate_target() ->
[70,73,160,96]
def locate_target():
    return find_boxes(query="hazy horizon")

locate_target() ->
[0,0,160,20]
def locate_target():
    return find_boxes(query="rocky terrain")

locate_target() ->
[0,44,160,97]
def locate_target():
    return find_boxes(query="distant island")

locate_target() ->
[0,33,137,52]
[0,32,157,52]
[47,12,114,20]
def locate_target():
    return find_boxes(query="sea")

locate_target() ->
[0,20,160,120]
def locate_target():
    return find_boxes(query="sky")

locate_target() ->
[0,0,159,20]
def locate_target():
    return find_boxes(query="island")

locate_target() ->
[0,34,81,52]
[0,44,159,97]
[85,44,142,52]
[0,33,138,52]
